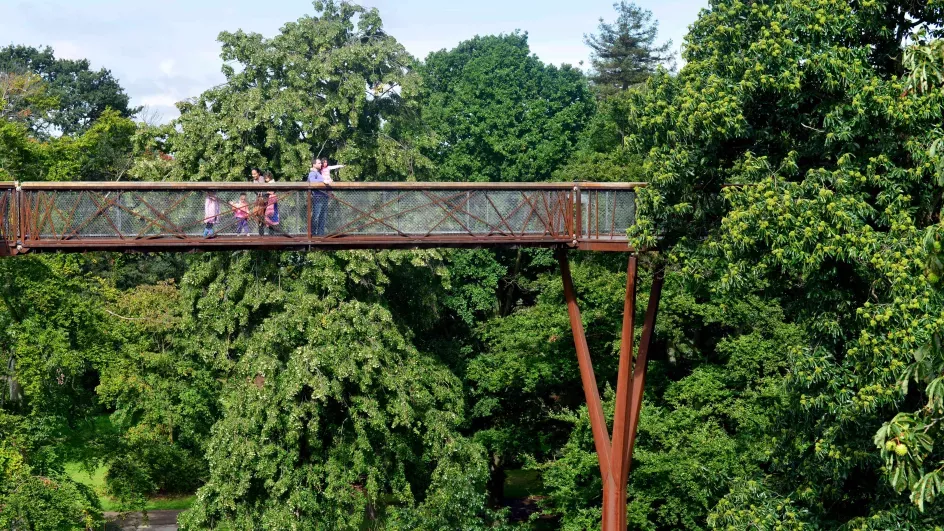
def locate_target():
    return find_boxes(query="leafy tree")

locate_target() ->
[97,281,213,510]
[623,0,944,525]
[0,44,138,136]
[553,90,647,184]
[167,0,420,182]
[0,71,57,125]
[421,33,594,182]
[0,255,114,529]
[0,440,102,531]
[176,250,498,529]
[584,2,672,95]
[43,109,137,181]
[1,107,136,182]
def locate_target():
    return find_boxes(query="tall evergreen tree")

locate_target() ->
[584,1,672,95]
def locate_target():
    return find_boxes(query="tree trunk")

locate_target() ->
[487,452,506,507]
[499,249,524,317]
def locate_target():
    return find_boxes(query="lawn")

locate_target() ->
[62,415,197,513]
[65,461,196,512]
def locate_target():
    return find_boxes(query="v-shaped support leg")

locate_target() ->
[557,249,664,531]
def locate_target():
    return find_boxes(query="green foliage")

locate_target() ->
[0,107,136,181]
[622,0,944,524]
[584,1,673,95]
[707,480,809,530]
[441,249,507,326]
[0,471,103,530]
[0,119,41,180]
[555,90,647,183]
[174,250,494,529]
[0,71,58,125]
[0,44,137,136]
[168,0,420,182]
[421,33,594,182]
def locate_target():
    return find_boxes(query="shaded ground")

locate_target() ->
[105,511,181,531]
[100,469,553,530]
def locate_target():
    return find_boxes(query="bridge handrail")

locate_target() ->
[15,181,646,190]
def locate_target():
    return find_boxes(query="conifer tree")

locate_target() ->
[584,1,672,95]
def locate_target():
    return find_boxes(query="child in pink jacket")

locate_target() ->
[203,192,220,237]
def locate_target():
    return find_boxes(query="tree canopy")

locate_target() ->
[622,0,944,525]
[421,33,594,182]
[0,45,137,136]
[166,0,420,182]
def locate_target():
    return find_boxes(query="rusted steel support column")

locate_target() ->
[558,250,663,531]
[625,267,664,474]
[610,255,638,529]
[557,248,612,483]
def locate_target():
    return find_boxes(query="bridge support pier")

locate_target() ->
[557,250,663,531]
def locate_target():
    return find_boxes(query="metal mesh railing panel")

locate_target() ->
[24,190,310,240]
[0,188,14,249]
[581,190,637,240]
[325,189,570,238]
[14,184,637,248]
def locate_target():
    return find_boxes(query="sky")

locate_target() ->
[0,0,708,123]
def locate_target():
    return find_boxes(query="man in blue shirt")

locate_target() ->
[308,158,329,236]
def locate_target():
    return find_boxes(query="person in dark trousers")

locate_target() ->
[307,158,330,236]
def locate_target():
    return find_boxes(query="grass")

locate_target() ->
[65,461,196,512]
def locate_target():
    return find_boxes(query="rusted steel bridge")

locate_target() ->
[0,179,661,531]
[0,181,638,254]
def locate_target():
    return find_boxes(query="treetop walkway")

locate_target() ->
[0,181,640,255]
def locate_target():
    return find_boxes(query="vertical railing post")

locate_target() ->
[573,184,582,246]
[16,182,26,250]
[306,184,312,241]
[0,188,9,257]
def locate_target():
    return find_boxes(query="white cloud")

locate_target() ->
[49,40,83,60]
[139,94,180,108]
[159,59,176,76]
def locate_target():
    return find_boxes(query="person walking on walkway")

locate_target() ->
[232,193,250,235]
[203,191,220,238]
[264,191,285,236]
[308,158,330,236]
[252,193,268,236]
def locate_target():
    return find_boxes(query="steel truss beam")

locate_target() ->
[557,249,664,531]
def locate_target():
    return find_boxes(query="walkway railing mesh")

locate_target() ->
[1,182,640,253]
